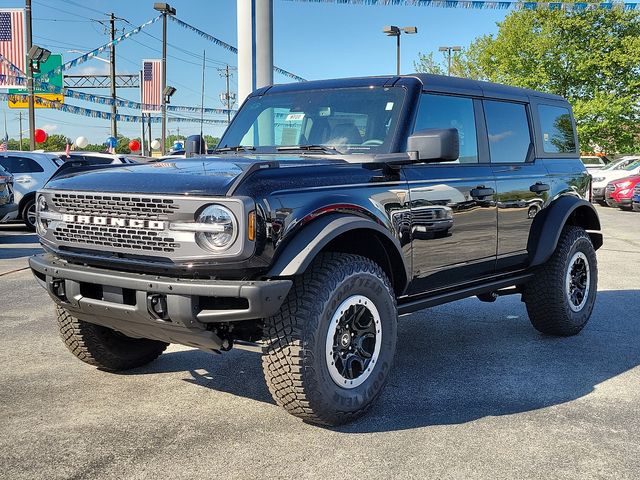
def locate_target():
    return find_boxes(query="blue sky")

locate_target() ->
[0,0,509,143]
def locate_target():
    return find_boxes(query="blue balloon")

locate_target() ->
[105,136,117,148]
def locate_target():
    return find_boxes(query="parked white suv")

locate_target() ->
[0,151,62,230]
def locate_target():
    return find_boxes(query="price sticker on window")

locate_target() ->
[286,113,305,121]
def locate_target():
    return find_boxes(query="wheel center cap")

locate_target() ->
[340,332,351,348]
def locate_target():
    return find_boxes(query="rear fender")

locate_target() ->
[528,196,602,266]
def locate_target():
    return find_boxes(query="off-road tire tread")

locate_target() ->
[523,226,597,336]
[56,306,168,371]
[262,252,396,426]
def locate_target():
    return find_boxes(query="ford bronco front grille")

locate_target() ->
[52,193,179,220]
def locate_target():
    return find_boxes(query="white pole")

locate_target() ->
[237,0,273,103]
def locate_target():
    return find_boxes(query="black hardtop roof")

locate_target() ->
[257,73,567,103]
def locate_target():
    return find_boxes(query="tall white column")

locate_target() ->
[237,0,273,104]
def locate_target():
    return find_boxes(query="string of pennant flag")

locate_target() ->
[280,0,640,9]
[0,93,229,125]
[168,17,308,82]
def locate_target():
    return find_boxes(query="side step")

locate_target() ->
[397,273,533,316]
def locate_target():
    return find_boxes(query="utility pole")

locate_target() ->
[109,12,117,138]
[25,0,35,150]
[218,65,236,124]
[18,112,23,150]
[154,3,176,155]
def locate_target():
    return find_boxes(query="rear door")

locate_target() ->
[484,99,549,271]
[403,93,497,294]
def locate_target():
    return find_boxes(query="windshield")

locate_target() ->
[218,86,406,154]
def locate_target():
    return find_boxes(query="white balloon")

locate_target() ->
[151,139,161,150]
[75,136,89,149]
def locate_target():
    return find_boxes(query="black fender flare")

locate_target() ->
[528,196,602,267]
[267,213,409,292]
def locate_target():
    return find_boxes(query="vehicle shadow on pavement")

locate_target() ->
[0,224,40,260]
[121,290,640,431]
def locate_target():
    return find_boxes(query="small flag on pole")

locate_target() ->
[142,59,161,113]
[0,9,25,86]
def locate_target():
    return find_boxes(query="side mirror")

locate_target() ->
[407,128,459,162]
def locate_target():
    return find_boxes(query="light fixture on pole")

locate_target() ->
[163,85,176,104]
[383,25,417,76]
[438,45,462,76]
[153,2,177,155]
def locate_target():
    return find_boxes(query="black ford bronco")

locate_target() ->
[30,74,602,426]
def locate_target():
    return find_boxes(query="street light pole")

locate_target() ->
[25,0,35,150]
[438,45,462,76]
[383,26,417,76]
[109,12,117,138]
[154,3,176,155]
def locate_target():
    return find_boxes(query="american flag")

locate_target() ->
[0,9,25,87]
[142,59,161,113]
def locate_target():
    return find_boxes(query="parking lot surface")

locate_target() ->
[1,206,639,479]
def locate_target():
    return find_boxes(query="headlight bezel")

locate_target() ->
[194,203,239,252]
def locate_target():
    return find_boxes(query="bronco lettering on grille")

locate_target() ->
[61,214,165,230]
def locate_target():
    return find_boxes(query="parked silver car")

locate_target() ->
[0,151,62,230]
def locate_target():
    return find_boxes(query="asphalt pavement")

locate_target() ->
[1,206,639,479]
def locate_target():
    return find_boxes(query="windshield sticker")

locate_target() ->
[385,102,394,111]
[286,113,305,122]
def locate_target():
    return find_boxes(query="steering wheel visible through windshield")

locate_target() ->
[217,86,406,155]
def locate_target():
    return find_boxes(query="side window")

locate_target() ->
[484,100,531,164]
[0,157,45,174]
[538,104,576,153]
[413,94,478,164]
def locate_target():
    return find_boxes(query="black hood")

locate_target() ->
[44,155,341,196]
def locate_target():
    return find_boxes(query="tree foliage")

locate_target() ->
[416,9,640,153]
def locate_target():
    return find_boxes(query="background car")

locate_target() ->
[54,151,141,165]
[633,183,640,212]
[0,164,18,224]
[605,175,640,210]
[581,155,610,171]
[0,151,62,230]
[591,156,640,205]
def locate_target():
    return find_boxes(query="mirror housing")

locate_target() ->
[407,128,459,162]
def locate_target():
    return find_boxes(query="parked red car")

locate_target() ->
[605,175,640,210]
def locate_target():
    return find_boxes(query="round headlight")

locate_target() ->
[195,204,237,251]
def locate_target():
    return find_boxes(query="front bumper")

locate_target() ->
[591,187,605,201]
[30,253,292,350]
[605,197,632,208]
[0,203,18,223]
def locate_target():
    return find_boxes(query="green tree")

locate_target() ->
[38,134,69,151]
[453,9,640,153]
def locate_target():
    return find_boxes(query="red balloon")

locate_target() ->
[128,139,141,152]
[34,129,47,143]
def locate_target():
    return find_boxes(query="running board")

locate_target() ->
[397,273,534,316]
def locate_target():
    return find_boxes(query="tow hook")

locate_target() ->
[147,294,170,321]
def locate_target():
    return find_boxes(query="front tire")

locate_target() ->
[57,306,168,371]
[22,198,36,231]
[523,226,597,336]
[262,253,397,426]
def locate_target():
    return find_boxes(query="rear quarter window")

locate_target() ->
[538,104,576,154]
[0,156,45,173]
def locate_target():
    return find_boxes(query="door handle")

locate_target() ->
[530,182,550,194]
[15,177,31,184]
[470,186,495,198]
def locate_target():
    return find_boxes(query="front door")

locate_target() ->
[404,93,497,295]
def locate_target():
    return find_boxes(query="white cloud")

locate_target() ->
[75,63,110,76]
[41,124,59,134]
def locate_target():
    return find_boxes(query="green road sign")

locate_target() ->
[9,54,63,95]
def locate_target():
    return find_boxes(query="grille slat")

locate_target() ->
[52,193,179,220]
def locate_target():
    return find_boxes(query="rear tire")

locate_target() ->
[56,306,168,371]
[262,253,397,426]
[523,226,597,336]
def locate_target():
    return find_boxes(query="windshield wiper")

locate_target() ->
[214,145,256,153]
[277,145,339,155]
